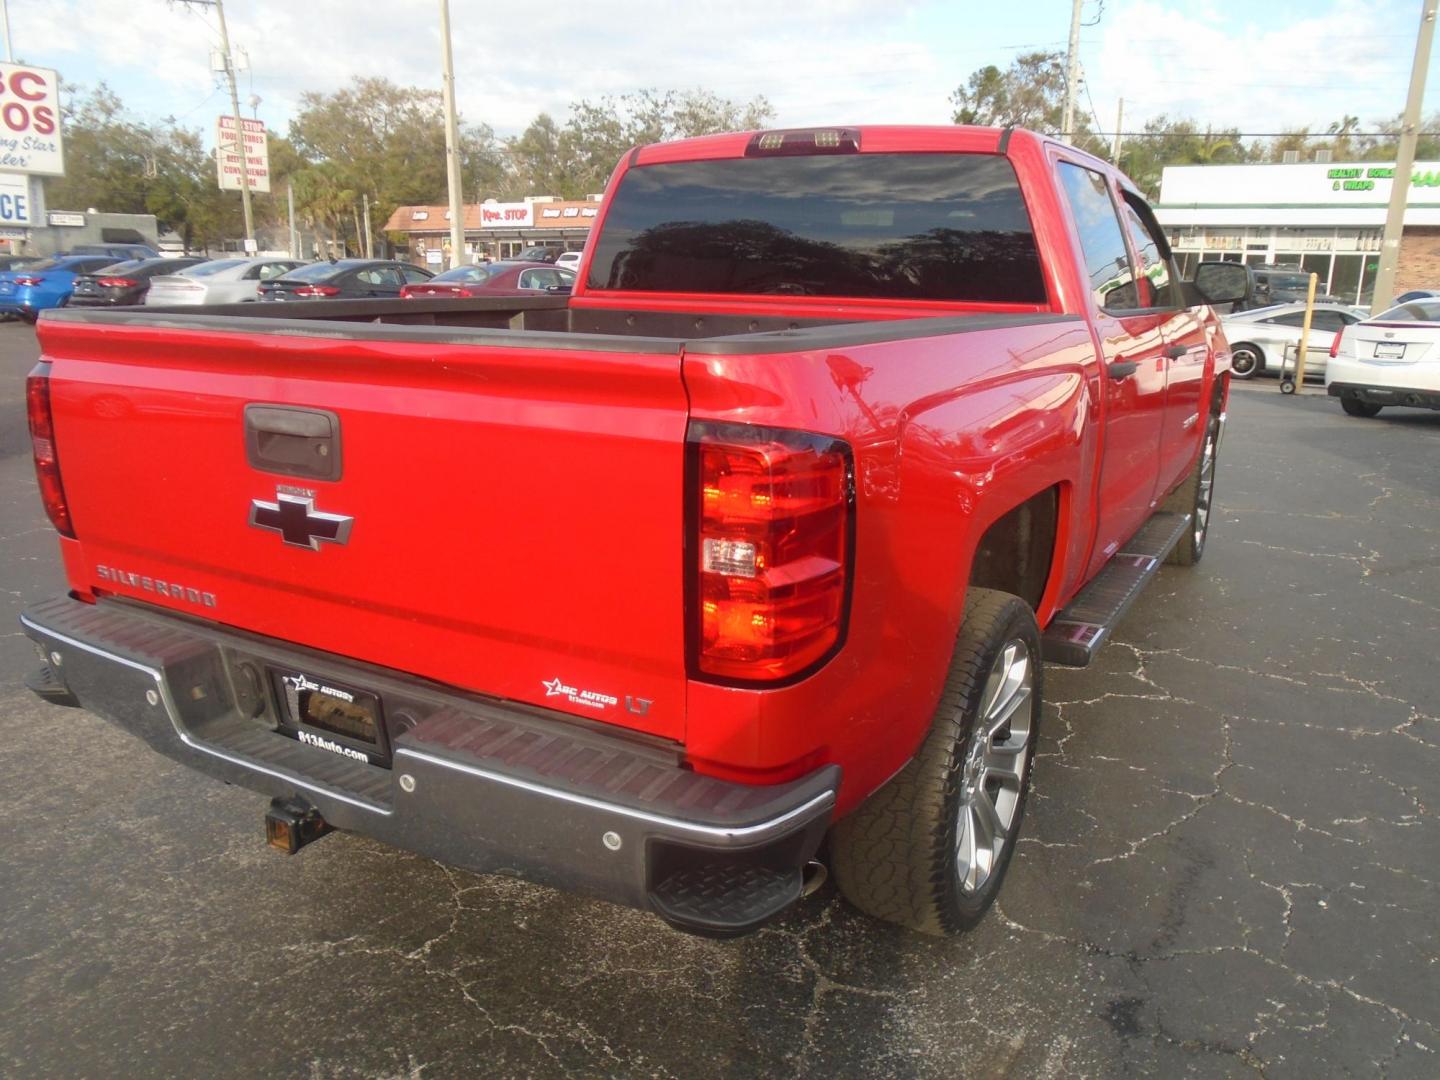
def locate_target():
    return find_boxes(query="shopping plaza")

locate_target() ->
[382,196,603,265]
[1156,159,1440,306]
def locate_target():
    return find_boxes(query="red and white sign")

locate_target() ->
[0,64,63,176]
[216,115,271,193]
[479,202,533,228]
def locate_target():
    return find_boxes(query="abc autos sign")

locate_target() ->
[0,64,63,176]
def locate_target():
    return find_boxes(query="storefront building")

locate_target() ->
[383,195,602,266]
[1155,161,1440,306]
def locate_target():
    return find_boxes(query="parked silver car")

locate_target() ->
[144,257,306,306]
[1220,302,1369,379]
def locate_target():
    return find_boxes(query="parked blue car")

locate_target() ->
[0,255,119,323]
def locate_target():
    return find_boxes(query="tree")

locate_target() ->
[508,90,775,198]
[42,83,246,250]
[1118,116,1247,198]
[950,51,1099,151]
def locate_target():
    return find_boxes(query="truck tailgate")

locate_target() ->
[38,318,690,741]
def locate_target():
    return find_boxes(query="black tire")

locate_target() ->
[830,588,1041,936]
[1230,343,1263,380]
[1340,395,1383,418]
[20,311,37,325]
[1164,408,1221,566]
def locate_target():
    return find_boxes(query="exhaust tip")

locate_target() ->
[800,859,828,897]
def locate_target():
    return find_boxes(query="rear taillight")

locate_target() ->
[14,275,43,286]
[1330,327,1345,358]
[96,277,140,288]
[292,285,340,297]
[689,422,852,683]
[26,362,74,538]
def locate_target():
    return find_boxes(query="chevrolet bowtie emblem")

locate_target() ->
[249,492,353,550]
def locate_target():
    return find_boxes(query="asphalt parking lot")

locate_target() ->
[1,321,1437,1078]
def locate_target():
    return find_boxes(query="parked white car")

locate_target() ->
[145,258,306,306]
[555,251,582,273]
[1220,302,1369,380]
[1327,299,1440,417]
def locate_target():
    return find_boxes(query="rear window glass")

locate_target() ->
[586,153,1047,303]
[283,262,344,282]
[184,259,246,277]
[432,266,495,283]
[1373,301,1440,322]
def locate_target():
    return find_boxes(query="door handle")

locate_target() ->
[1165,344,1190,359]
[1108,359,1139,380]
[245,404,343,481]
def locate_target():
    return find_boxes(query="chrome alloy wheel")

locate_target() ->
[1194,414,1220,553]
[955,639,1035,895]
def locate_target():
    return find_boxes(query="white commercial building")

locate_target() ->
[1155,160,1440,306]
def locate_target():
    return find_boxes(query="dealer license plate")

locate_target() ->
[270,667,388,765]
[1374,342,1406,360]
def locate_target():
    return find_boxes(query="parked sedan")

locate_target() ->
[68,257,208,308]
[259,259,434,301]
[399,261,575,299]
[1328,299,1440,416]
[0,255,121,322]
[146,257,307,306]
[1220,302,1369,379]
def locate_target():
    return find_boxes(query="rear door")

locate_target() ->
[1056,161,1168,575]
[41,320,693,740]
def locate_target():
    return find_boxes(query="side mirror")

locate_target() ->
[1189,262,1249,306]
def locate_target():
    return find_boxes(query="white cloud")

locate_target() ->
[1084,0,1425,134]
[19,0,951,139]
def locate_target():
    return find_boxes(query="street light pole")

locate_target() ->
[1370,0,1437,313]
[439,0,467,270]
[3,0,14,62]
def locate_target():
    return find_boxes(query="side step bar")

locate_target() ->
[1041,511,1192,667]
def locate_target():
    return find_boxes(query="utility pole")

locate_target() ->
[213,0,254,244]
[287,182,297,259]
[1111,98,1124,163]
[3,0,13,61]
[186,0,254,245]
[362,193,373,259]
[1370,0,1437,313]
[439,0,467,270]
[1060,0,1083,144]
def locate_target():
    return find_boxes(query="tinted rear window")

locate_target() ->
[586,153,1047,303]
[282,262,345,282]
[1373,301,1440,322]
[184,259,247,277]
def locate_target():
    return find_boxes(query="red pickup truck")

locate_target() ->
[22,126,1241,937]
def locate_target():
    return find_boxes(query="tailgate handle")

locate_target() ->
[244,404,342,482]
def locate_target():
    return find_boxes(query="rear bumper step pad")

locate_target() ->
[21,594,838,937]
[1041,511,1191,667]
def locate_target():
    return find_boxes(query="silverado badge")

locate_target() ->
[249,487,353,550]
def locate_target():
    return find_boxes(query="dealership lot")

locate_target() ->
[0,323,1436,1077]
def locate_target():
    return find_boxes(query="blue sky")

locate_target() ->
[14,0,1440,148]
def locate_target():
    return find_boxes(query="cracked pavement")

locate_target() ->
[1,322,1437,1078]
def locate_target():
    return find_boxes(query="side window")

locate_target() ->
[1310,311,1345,332]
[1057,162,1138,313]
[256,263,291,281]
[1120,195,1176,308]
[1264,312,1307,328]
[355,269,383,285]
[518,269,549,290]
[402,266,431,283]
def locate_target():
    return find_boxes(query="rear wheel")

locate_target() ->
[830,588,1040,935]
[1230,343,1263,380]
[1341,395,1383,418]
[1164,408,1221,566]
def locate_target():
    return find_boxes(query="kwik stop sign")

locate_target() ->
[0,64,64,175]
